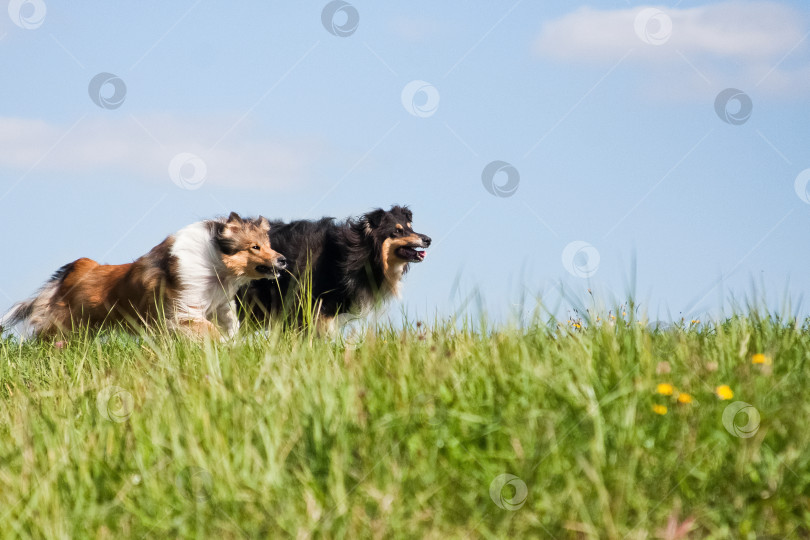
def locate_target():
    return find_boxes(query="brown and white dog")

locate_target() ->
[0,212,286,340]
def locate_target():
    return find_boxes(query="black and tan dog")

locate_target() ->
[238,205,431,332]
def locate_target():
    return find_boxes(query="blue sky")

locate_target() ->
[2,0,810,324]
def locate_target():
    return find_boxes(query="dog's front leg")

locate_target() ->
[171,305,221,341]
[170,317,220,340]
[314,313,337,337]
[216,302,240,339]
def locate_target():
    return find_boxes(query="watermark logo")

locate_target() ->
[321,1,359,37]
[175,466,212,502]
[169,152,207,190]
[401,80,440,118]
[722,401,760,438]
[562,241,600,278]
[794,168,810,204]
[88,73,127,110]
[489,474,528,511]
[8,0,46,29]
[481,160,519,198]
[96,385,134,423]
[634,8,672,45]
[714,88,752,125]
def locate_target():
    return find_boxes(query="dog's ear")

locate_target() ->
[212,221,240,254]
[227,212,243,224]
[363,209,386,233]
[401,206,413,224]
[361,209,386,237]
[256,216,271,232]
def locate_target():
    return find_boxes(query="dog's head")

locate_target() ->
[215,212,287,280]
[361,205,431,267]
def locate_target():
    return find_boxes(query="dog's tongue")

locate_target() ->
[416,249,426,260]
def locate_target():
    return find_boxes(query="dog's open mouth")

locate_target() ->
[396,246,427,262]
[255,265,278,277]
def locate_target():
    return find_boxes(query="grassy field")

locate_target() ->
[1,309,809,539]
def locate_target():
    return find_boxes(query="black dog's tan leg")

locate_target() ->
[314,313,336,337]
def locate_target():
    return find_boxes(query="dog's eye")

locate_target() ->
[252,245,260,250]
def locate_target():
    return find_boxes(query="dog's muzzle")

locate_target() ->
[396,235,431,263]
[256,256,287,277]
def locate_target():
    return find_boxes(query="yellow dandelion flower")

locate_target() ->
[652,404,667,415]
[656,383,674,396]
[751,353,772,365]
[715,385,733,400]
[677,393,693,404]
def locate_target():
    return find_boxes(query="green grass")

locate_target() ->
[1,310,809,539]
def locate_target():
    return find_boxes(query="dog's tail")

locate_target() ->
[0,263,73,338]
[0,300,33,332]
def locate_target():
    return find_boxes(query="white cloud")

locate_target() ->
[534,2,810,99]
[0,114,325,189]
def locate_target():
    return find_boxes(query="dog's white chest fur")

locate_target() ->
[170,222,248,322]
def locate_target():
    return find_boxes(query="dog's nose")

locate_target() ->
[421,235,432,247]
[275,256,287,269]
